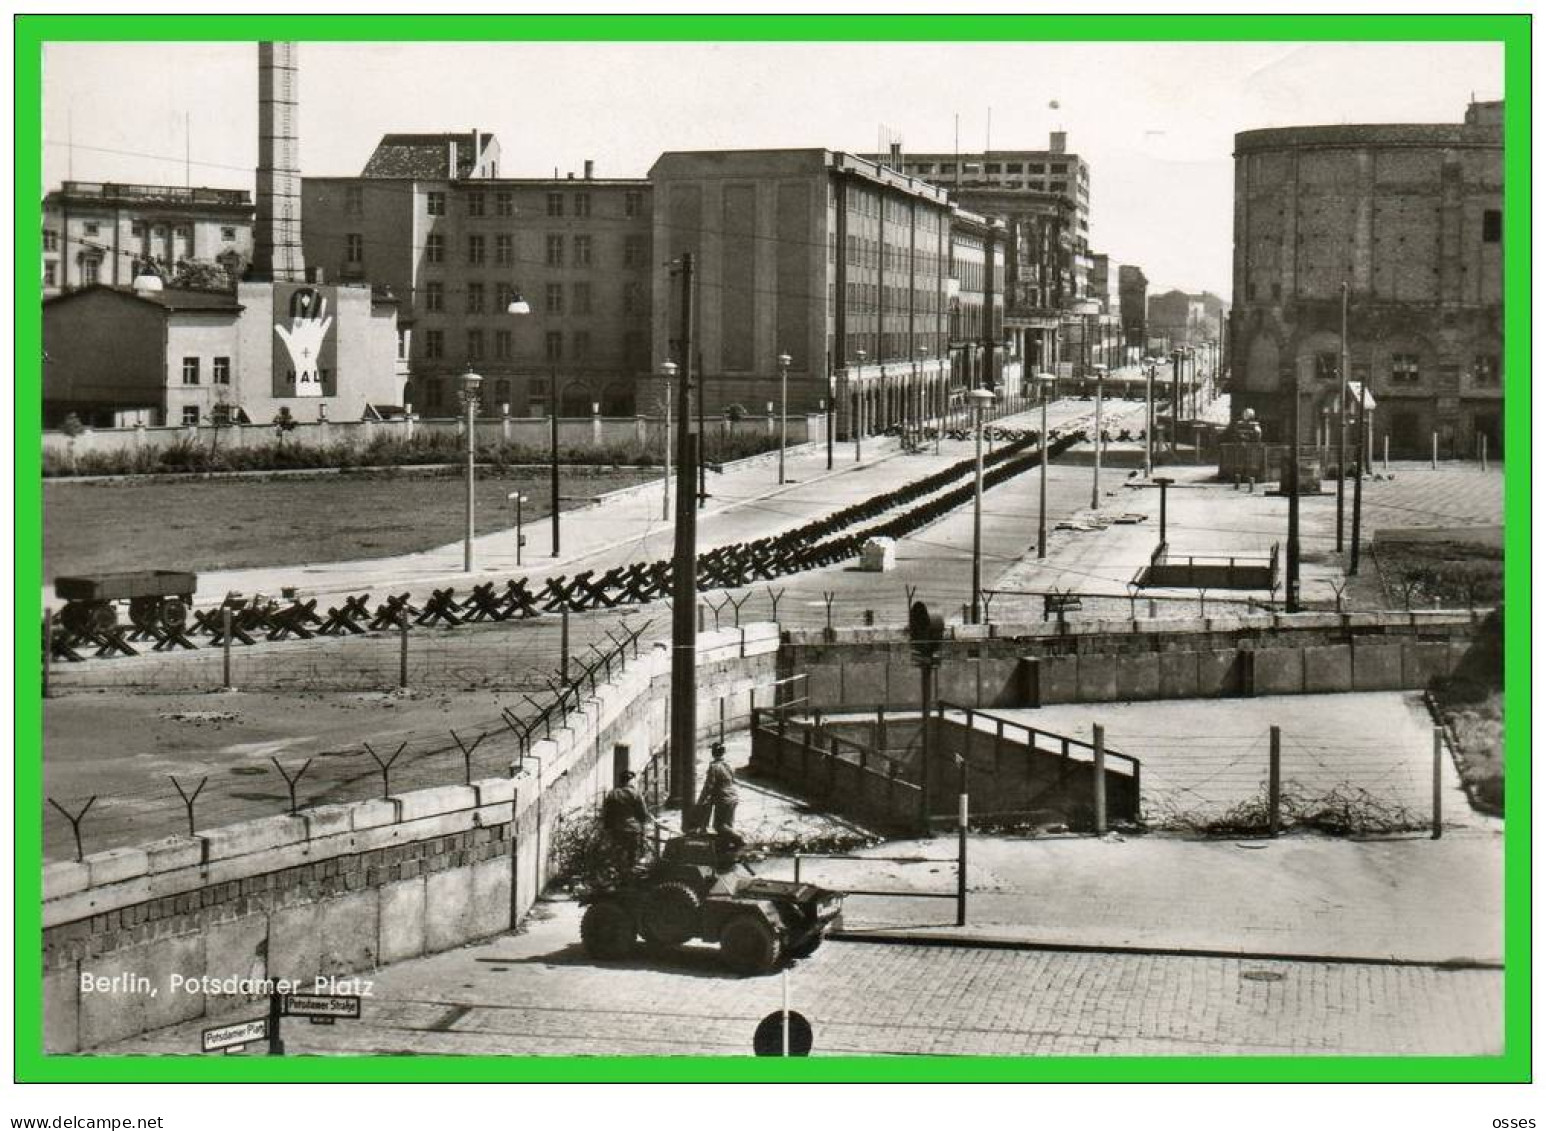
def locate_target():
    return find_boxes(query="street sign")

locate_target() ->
[283,993,361,1020]
[753,1010,813,1057]
[201,1017,268,1054]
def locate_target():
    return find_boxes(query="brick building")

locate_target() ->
[42,181,253,297]
[1229,101,1503,454]
[304,132,654,416]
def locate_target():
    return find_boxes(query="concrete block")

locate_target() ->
[1403,642,1453,689]
[378,879,426,964]
[303,805,355,841]
[84,846,150,888]
[474,802,514,828]
[43,964,79,1054]
[200,814,308,862]
[142,836,204,874]
[1303,644,1353,693]
[78,932,205,1049]
[1196,649,1244,697]
[350,798,400,831]
[424,867,475,953]
[317,890,380,975]
[978,659,1022,707]
[394,785,477,822]
[1076,656,1120,702]
[1114,654,1162,701]
[1157,651,1200,698]
[469,857,512,940]
[269,902,323,981]
[1252,648,1305,695]
[1289,612,1342,630]
[935,661,979,707]
[203,913,269,994]
[472,777,517,806]
[43,861,90,901]
[1352,643,1405,691]
[1346,612,1387,629]
[838,662,886,707]
[1040,656,1080,704]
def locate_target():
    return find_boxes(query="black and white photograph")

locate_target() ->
[34,26,1511,1072]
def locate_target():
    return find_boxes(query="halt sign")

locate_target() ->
[202,1018,268,1054]
[283,993,361,1020]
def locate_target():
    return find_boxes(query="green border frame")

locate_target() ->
[14,13,1530,1084]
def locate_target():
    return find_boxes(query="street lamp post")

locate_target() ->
[660,365,676,521]
[1091,370,1104,510]
[825,356,835,471]
[1037,382,1049,559]
[1143,360,1155,478]
[968,387,997,625]
[507,491,527,566]
[777,351,791,485]
[853,348,867,463]
[459,367,483,573]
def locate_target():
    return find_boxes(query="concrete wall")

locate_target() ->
[41,623,781,1053]
[781,610,1485,712]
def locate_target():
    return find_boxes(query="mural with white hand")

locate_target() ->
[273,285,336,397]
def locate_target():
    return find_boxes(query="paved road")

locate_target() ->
[96,896,1502,1058]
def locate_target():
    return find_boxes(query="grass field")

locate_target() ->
[42,466,654,580]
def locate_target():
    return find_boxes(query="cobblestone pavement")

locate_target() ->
[101,898,1502,1059]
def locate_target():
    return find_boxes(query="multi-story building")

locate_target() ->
[304,131,654,416]
[648,149,961,440]
[1149,289,1227,353]
[947,206,1009,395]
[42,181,254,297]
[877,134,1091,377]
[1119,264,1149,351]
[1230,101,1503,454]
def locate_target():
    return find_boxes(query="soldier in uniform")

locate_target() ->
[600,770,651,877]
[696,743,741,848]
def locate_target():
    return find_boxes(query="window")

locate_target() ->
[43,229,59,251]
[345,185,364,215]
[80,257,100,285]
[467,192,486,217]
[495,378,511,404]
[84,222,100,237]
[153,225,167,238]
[424,281,444,312]
[573,192,591,218]
[545,330,563,362]
[1314,352,1338,381]
[1391,353,1421,384]
[623,235,647,268]
[1028,163,1044,174]
[1473,353,1500,386]
[182,405,200,426]
[424,329,444,359]
[1482,209,1501,243]
[496,191,514,217]
[221,226,237,241]
[572,281,592,314]
[213,357,231,385]
[181,357,201,385]
[495,234,513,265]
[573,235,592,266]
[985,163,1001,174]
[467,282,484,314]
[1051,163,1067,173]
[175,226,191,241]
[425,233,444,263]
[545,282,564,313]
[467,235,485,265]
[573,330,591,359]
[495,329,513,360]
[1006,163,1023,174]
[624,191,643,217]
[623,281,644,315]
[467,329,484,360]
[346,233,364,263]
[427,191,446,216]
[43,262,56,287]
[546,234,564,266]
[546,192,564,217]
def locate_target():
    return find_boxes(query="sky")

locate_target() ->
[39,38,1503,297]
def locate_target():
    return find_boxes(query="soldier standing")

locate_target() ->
[600,770,651,876]
[697,742,740,845]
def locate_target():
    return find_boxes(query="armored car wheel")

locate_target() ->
[580,900,636,960]
[719,914,783,975]
[640,881,700,949]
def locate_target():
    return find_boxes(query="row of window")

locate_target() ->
[377,231,650,269]
[180,356,232,386]
[1312,352,1500,386]
[46,222,237,243]
[416,188,645,220]
[419,279,646,316]
[421,327,642,365]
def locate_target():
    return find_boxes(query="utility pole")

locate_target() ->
[1337,281,1348,553]
[1350,384,1365,576]
[549,377,560,557]
[1285,368,1302,612]
[1143,361,1154,478]
[1090,375,1103,510]
[669,253,698,807]
[1037,387,1048,559]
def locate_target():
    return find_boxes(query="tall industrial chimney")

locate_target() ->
[254,42,306,282]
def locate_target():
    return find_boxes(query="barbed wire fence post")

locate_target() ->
[46,796,95,862]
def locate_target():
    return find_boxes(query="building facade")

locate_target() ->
[1148,289,1227,354]
[648,149,962,441]
[1118,264,1149,351]
[42,181,254,297]
[304,132,654,417]
[1229,101,1503,454]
